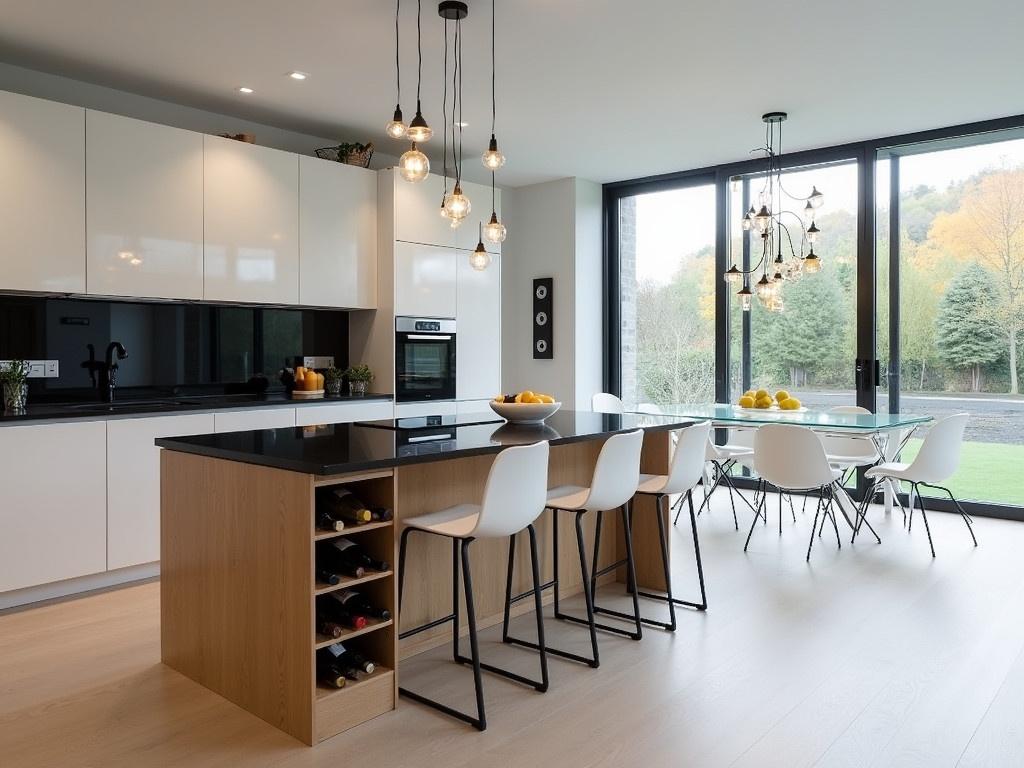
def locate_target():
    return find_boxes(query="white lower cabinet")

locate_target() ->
[0,421,106,592]
[214,407,296,433]
[395,401,458,418]
[294,400,394,427]
[106,413,215,570]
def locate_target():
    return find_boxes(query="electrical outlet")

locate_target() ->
[0,360,60,378]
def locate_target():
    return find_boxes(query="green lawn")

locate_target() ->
[894,439,1024,506]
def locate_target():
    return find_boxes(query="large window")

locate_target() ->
[617,184,716,409]
[606,113,1024,519]
[879,135,1024,507]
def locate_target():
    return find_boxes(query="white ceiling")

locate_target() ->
[0,0,1020,188]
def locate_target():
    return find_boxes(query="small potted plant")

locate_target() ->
[344,363,374,396]
[324,365,344,397]
[1,359,30,413]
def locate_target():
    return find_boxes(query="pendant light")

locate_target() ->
[481,0,505,171]
[440,3,471,224]
[481,0,507,245]
[470,223,492,270]
[384,0,407,139]
[398,0,431,182]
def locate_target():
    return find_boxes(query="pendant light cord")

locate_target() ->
[394,0,401,104]
[442,18,448,190]
[457,17,464,185]
[491,0,497,135]
[416,0,423,104]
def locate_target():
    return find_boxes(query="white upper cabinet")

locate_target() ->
[391,169,457,248]
[452,179,501,253]
[456,249,501,400]
[203,136,299,304]
[86,111,204,300]
[394,241,458,318]
[299,156,377,308]
[0,90,85,293]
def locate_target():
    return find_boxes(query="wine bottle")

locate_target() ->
[316,566,343,586]
[315,509,345,532]
[316,653,347,688]
[316,612,345,638]
[323,594,368,630]
[319,542,366,579]
[320,488,373,524]
[370,506,393,522]
[324,642,376,675]
[330,538,390,573]
[333,589,392,621]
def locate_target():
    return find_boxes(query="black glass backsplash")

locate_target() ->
[0,296,349,403]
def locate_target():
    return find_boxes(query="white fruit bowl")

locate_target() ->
[489,400,562,424]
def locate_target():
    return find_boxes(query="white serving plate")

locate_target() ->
[734,405,808,413]
[489,400,562,424]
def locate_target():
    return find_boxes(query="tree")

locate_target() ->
[935,264,1004,391]
[929,165,1024,393]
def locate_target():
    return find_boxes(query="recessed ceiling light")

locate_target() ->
[237,86,254,94]
[288,71,308,80]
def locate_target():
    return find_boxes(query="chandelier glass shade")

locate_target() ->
[399,144,429,182]
[724,112,825,312]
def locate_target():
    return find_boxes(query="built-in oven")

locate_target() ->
[395,317,456,402]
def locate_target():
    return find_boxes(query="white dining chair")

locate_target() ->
[398,440,551,731]
[858,413,976,557]
[683,430,758,530]
[747,424,846,561]
[592,392,625,414]
[504,429,645,669]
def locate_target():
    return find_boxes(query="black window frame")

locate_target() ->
[603,112,1024,522]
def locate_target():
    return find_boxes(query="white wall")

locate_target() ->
[501,177,603,410]
[0,61,398,166]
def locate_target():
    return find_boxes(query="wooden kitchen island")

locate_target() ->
[156,410,691,745]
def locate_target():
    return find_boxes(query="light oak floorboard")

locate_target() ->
[1,492,1022,768]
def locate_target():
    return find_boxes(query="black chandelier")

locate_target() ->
[723,112,825,312]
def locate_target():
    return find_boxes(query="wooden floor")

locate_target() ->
[2,491,1023,768]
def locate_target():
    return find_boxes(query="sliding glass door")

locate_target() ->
[879,132,1024,507]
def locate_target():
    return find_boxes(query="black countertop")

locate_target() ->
[155,410,695,475]
[0,392,393,425]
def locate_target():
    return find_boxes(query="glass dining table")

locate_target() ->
[626,403,933,516]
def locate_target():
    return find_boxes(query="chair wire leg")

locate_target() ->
[914,483,936,558]
[744,486,764,552]
[806,493,822,561]
[934,484,978,547]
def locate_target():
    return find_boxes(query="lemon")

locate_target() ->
[744,390,755,399]
[755,396,773,409]
[538,394,555,404]
[737,395,754,408]
[754,389,769,400]
[782,397,801,410]
[775,390,790,403]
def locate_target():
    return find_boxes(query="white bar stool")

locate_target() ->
[504,429,645,669]
[625,421,712,631]
[397,440,551,732]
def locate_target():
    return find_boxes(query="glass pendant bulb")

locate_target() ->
[755,274,774,302]
[806,222,820,244]
[724,265,743,284]
[804,200,815,221]
[755,205,772,233]
[470,226,491,271]
[406,102,433,143]
[741,214,752,231]
[809,186,824,209]
[443,183,471,221]
[482,134,506,170]
[399,143,430,182]
[450,217,463,229]
[483,211,507,243]
[803,249,822,273]
[385,105,407,139]
[738,285,753,312]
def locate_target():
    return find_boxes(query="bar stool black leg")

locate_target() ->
[572,510,603,659]
[526,524,550,692]
[398,525,413,613]
[460,539,486,730]
[590,509,604,598]
[451,537,460,662]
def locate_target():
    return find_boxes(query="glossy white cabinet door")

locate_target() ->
[106,413,215,570]
[213,407,296,433]
[0,90,85,293]
[453,179,501,253]
[394,241,458,318]
[395,401,458,418]
[391,169,456,248]
[86,111,204,300]
[456,248,502,400]
[203,136,299,304]
[456,399,497,415]
[294,400,394,426]
[0,421,106,592]
[299,156,377,308]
